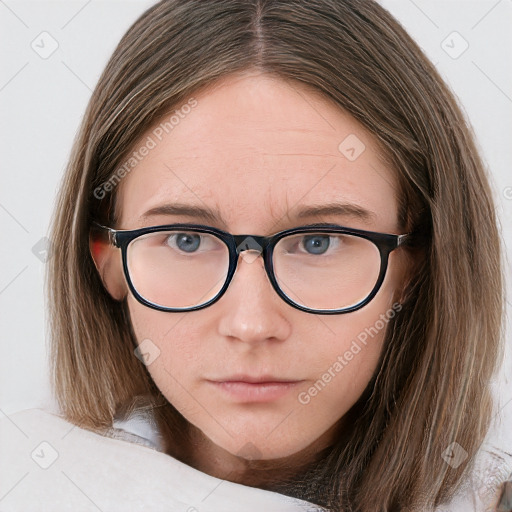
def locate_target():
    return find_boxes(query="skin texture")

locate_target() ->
[93,71,409,485]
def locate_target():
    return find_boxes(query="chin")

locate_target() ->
[202,422,318,461]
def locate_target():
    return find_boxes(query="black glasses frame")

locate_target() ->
[92,221,410,315]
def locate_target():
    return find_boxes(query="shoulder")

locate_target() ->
[0,407,323,511]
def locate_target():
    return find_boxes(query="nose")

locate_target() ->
[215,251,292,344]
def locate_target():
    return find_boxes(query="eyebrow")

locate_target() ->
[141,204,221,223]
[295,203,376,223]
[140,201,376,226]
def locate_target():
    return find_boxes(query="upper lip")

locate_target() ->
[208,375,302,384]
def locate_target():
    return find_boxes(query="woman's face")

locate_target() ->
[101,71,407,463]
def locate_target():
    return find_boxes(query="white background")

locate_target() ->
[0,0,510,443]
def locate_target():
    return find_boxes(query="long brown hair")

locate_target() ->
[47,1,505,510]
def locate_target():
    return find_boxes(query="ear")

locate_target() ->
[89,230,128,301]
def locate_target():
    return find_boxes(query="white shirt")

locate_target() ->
[1,404,510,511]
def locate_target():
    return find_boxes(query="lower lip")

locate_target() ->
[208,381,302,402]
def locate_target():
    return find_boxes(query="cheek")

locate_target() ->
[300,311,387,413]
[299,267,402,421]
[127,296,203,385]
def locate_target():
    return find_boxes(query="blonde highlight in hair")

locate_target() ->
[47,1,505,510]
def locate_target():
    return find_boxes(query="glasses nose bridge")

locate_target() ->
[228,233,277,302]
[232,234,270,258]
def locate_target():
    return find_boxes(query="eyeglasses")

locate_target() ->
[92,222,410,315]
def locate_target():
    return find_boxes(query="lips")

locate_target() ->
[212,374,300,384]
[206,375,304,402]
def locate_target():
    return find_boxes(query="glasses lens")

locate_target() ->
[273,231,381,311]
[126,230,229,309]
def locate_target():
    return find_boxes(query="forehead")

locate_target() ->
[116,72,399,233]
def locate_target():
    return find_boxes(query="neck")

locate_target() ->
[164,421,339,490]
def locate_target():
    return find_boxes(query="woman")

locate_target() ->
[1,0,509,510]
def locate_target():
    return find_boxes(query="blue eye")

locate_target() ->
[167,232,201,253]
[302,235,331,255]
